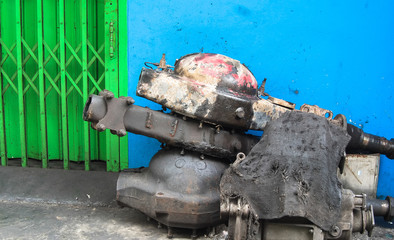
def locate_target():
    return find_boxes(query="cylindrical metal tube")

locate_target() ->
[367,198,390,216]
[83,94,107,122]
[84,91,394,160]
[347,124,394,159]
[367,196,394,221]
[83,93,259,158]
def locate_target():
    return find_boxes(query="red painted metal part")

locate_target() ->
[175,53,258,98]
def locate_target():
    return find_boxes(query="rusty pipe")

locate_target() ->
[83,93,259,158]
[84,90,394,160]
[347,124,394,159]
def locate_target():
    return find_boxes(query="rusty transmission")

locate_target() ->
[83,53,394,240]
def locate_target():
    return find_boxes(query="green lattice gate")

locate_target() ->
[0,0,128,171]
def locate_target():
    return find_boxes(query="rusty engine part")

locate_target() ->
[83,91,259,159]
[83,53,394,239]
[220,111,351,233]
[220,111,391,240]
[137,53,394,159]
[117,148,228,230]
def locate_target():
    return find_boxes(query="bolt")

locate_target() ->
[125,97,135,105]
[198,122,203,129]
[105,91,114,99]
[200,154,205,160]
[117,129,127,137]
[180,149,185,155]
[96,123,106,132]
[235,107,245,119]
[329,225,340,237]
[215,126,221,134]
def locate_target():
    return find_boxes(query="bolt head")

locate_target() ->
[96,123,106,132]
[235,107,245,119]
[105,92,114,99]
[117,129,127,137]
[126,97,135,105]
[329,225,341,237]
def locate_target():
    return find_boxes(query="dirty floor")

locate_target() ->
[0,201,207,240]
[0,165,393,239]
[0,201,393,240]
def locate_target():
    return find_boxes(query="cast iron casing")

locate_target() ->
[117,148,228,229]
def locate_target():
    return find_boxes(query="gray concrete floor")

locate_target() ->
[0,165,394,239]
[0,201,206,240]
[0,201,393,240]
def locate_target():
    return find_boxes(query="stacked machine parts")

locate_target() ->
[83,53,394,240]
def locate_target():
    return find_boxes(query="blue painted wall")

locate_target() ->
[127,1,394,197]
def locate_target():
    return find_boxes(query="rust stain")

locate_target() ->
[345,161,363,185]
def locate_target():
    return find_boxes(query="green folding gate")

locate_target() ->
[0,0,128,171]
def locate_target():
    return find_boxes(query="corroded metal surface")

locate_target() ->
[220,189,379,240]
[174,53,258,96]
[347,124,394,159]
[82,52,394,238]
[137,67,289,130]
[137,53,292,130]
[117,148,228,229]
[83,94,259,158]
[220,111,351,231]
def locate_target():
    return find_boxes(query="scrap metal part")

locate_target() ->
[220,111,351,232]
[83,90,394,159]
[83,93,259,158]
[136,53,394,159]
[117,148,228,229]
[81,52,394,239]
[137,53,290,130]
[221,190,377,240]
[347,124,394,159]
[220,111,394,239]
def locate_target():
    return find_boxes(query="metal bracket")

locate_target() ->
[85,90,133,137]
[300,104,347,129]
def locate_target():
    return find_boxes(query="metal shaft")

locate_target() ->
[347,124,394,159]
[367,196,394,221]
[84,90,394,160]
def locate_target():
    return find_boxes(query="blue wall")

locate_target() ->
[127,1,394,197]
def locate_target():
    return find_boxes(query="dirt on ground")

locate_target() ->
[0,201,393,240]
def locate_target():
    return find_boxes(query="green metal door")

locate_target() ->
[0,0,128,171]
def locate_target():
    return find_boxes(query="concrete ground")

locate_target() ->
[0,163,393,240]
[0,201,204,240]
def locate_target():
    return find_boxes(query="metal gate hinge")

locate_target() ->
[109,22,114,58]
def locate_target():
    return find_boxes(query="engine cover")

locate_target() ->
[137,53,290,130]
